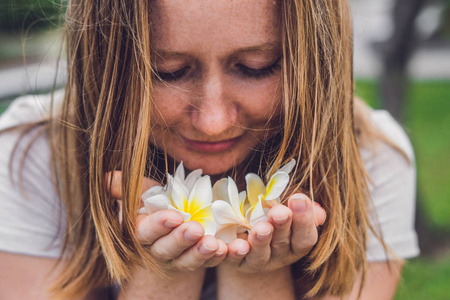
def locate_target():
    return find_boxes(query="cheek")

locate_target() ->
[151,86,189,126]
[237,79,283,124]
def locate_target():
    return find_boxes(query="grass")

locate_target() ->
[395,255,450,300]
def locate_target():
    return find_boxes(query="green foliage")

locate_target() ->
[0,0,65,32]
[354,79,381,108]
[356,79,450,299]
[441,0,450,39]
[395,255,450,300]
[404,81,450,229]
[355,79,450,229]
[0,98,12,114]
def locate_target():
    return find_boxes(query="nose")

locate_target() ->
[191,72,237,137]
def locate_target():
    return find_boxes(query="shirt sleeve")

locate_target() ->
[361,110,420,262]
[0,94,64,258]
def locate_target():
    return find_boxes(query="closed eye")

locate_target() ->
[236,57,281,79]
[153,66,190,82]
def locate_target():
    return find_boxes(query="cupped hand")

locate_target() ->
[105,171,228,272]
[224,193,326,273]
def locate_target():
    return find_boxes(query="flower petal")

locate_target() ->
[239,191,247,217]
[249,198,268,227]
[278,159,296,175]
[215,224,240,244]
[174,176,190,199]
[212,178,229,202]
[200,218,217,236]
[141,185,164,200]
[245,173,266,206]
[168,205,191,221]
[265,172,290,201]
[227,177,243,217]
[188,176,213,214]
[175,161,185,180]
[191,205,214,222]
[171,177,189,210]
[265,159,296,180]
[244,204,254,221]
[212,200,246,226]
[184,169,203,190]
[143,194,171,214]
[264,197,279,208]
[166,174,174,195]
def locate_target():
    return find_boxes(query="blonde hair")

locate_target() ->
[8,0,383,298]
[276,0,370,297]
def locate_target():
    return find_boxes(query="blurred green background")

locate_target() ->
[0,0,63,31]
[0,0,449,299]
[355,80,450,300]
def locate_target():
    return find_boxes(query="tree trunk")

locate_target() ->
[380,0,427,120]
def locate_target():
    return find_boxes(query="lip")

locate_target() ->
[182,136,242,153]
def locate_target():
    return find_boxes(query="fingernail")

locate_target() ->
[215,251,225,257]
[256,230,272,241]
[273,215,289,226]
[199,243,216,255]
[164,219,182,229]
[236,249,249,256]
[184,228,203,241]
[291,198,307,213]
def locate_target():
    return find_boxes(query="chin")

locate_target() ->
[181,157,235,176]
[175,150,250,176]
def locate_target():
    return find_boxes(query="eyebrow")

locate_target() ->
[153,41,282,59]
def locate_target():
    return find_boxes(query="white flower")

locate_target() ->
[211,177,250,243]
[246,159,296,210]
[211,159,296,243]
[141,163,216,236]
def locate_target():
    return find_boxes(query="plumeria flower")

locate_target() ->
[245,159,296,215]
[141,163,216,236]
[211,177,251,243]
[211,159,296,243]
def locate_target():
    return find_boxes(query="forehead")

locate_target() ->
[150,0,281,54]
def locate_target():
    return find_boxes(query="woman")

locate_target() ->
[0,0,419,299]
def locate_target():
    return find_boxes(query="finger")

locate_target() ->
[203,239,228,268]
[224,239,250,266]
[135,210,184,244]
[239,221,273,271]
[105,171,160,199]
[313,202,326,226]
[171,235,220,271]
[149,221,204,262]
[267,204,293,253]
[288,194,318,256]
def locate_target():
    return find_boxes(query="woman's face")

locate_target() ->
[150,0,282,175]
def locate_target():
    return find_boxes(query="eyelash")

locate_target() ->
[154,66,190,82]
[236,57,281,79]
[153,57,281,82]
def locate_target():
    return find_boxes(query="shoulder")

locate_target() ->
[0,90,64,129]
[0,92,64,258]
[359,109,420,261]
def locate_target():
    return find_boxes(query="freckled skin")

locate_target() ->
[150,0,283,175]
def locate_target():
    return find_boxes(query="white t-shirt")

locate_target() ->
[0,93,420,261]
